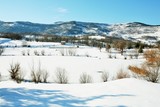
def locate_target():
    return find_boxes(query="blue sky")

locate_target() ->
[0,0,160,25]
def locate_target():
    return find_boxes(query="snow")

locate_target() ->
[0,39,160,107]
[0,38,12,44]
[107,23,160,45]
[0,47,143,83]
[0,79,160,107]
[89,35,105,40]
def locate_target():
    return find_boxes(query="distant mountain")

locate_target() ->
[0,20,160,43]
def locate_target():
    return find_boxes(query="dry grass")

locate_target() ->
[116,69,130,79]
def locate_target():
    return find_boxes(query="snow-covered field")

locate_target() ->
[1,78,160,107]
[0,38,160,107]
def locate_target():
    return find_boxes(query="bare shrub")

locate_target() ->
[30,61,49,83]
[143,49,160,65]
[85,52,90,57]
[128,65,147,76]
[68,48,76,56]
[41,50,45,56]
[59,49,65,56]
[116,69,130,79]
[27,49,30,56]
[129,49,160,83]
[22,50,25,56]
[31,69,42,83]
[101,71,109,82]
[129,54,133,59]
[54,68,68,84]
[129,64,160,83]
[0,46,4,56]
[42,70,49,83]
[106,44,111,53]
[79,72,92,84]
[108,54,112,58]
[16,70,24,83]
[8,62,24,83]
[34,50,39,56]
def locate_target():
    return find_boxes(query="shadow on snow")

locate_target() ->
[0,88,134,107]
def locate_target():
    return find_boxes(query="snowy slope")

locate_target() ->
[0,78,160,107]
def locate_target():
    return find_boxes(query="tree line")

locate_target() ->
[0,32,157,50]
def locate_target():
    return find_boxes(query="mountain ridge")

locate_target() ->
[0,20,160,43]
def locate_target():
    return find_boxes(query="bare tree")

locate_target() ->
[101,71,109,82]
[30,61,48,83]
[79,72,92,84]
[68,48,77,56]
[54,68,68,84]
[30,62,42,83]
[106,44,111,53]
[114,41,126,55]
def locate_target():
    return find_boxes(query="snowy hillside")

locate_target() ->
[108,22,160,44]
[0,21,160,43]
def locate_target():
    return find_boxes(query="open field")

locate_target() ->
[0,39,160,107]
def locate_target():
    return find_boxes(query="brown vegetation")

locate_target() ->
[114,41,126,55]
[129,49,160,83]
[116,69,130,79]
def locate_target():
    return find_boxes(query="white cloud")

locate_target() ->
[56,7,68,13]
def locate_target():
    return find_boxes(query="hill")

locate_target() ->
[0,20,160,43]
